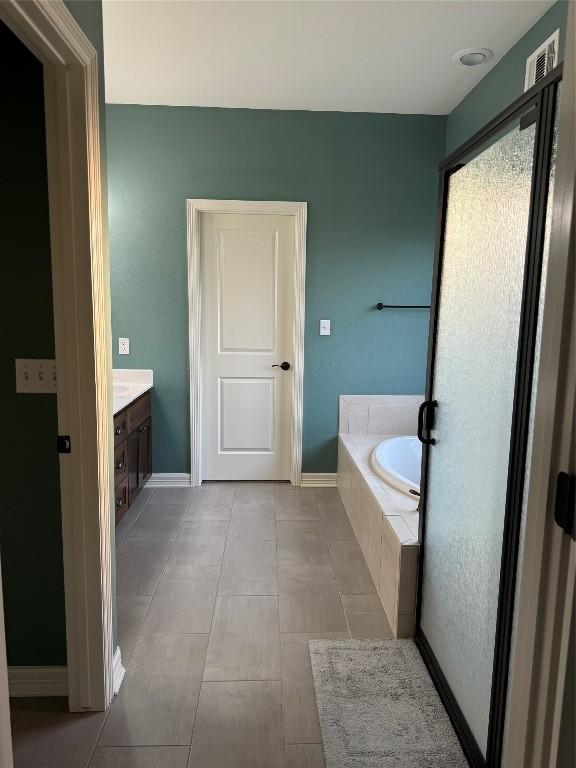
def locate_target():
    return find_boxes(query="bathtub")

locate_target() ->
[371,436,422,498]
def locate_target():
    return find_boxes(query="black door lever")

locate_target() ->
[417,400,437,445]
[272,362,291,371]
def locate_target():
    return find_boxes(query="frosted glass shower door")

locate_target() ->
[419,117,537,755]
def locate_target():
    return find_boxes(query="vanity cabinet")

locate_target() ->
[114,391,152,523]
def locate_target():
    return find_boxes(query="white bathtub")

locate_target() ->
[371,436,422,498]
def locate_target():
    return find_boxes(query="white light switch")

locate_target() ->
[320,319,331,336]
[15,359,57,393]
[118,337,130,355]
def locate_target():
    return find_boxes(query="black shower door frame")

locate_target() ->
[415,64,563,768]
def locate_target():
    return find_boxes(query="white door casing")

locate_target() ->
[0,0,115,712]
[187,200,306,486]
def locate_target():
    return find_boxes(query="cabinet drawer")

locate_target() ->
[114,440,128,480]
[114,409,128,446]
[114,475,129,523]
[127,391,151,434]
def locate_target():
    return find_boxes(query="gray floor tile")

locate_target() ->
[115,491,153,551]
[188,682,283,768]
[127,505,186,542]
[116,538,174,597]
[99,634,207,746]
[275,488,319,520]
[150,487,200,504]
[89,746,189,767]
[341,594,393,639]
[277,538,331,566]
[218,539,277,595]
[275,487,317,510]
[202,482,237,505]
[285,744,326,768]
[10,697,107,768]
[276,520,326,542]
[203,596,281,681]
[116,596,153,665]
[320,507,356,542]
[140,570,220,634]
[228,506,276,541]
[327,541,376,594]
[184,503,232,521]
[276,506,321,521]
[278,566,347,632]
[313,487,342,506]
[277,521,331,566]
[163,521,228,572]
[234,482,276,505]
[280,633,347,744]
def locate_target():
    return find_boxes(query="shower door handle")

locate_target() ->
[417,400,437,445]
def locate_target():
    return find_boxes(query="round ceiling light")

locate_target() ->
[453,48,494,66]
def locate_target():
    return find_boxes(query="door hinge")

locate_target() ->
[554,472,575,540]
[57,435,72,454]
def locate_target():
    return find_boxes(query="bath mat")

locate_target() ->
[309,639,468,768]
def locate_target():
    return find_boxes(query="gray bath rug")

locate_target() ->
[309,639,468,768]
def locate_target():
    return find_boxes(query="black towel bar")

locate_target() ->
[375,302,430,310]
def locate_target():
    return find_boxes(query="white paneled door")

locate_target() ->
[201,212,295,480]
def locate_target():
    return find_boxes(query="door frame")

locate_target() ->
[0,0,115,713]
[504,5,575,764]
[414,65,564,767]
[186,199,307,486]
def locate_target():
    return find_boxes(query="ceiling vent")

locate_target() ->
[525,29,559,91]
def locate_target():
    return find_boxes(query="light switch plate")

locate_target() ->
[118,337,130,355]
[320,319,331,336]
[15,359,57,393]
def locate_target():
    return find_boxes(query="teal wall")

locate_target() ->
[446,1,568,152]
[107,107,446,473]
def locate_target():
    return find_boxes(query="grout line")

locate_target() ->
[187,483,236,764]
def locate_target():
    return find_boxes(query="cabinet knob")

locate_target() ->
[115,426,122,435]
[116,460,124,470]
[116,498,124,508]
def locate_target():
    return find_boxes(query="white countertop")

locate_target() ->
[112,369,153,415]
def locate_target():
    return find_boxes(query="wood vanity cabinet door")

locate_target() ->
[114,409,128,447]
[114,441,128,480]
[128,429,140,502]
[138,418,152,485]
[115,475,128,523]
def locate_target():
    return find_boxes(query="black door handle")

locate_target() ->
[272,362,291,371]
[417,400,437,445]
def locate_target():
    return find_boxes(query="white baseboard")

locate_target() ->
[146,473,192,487]
[300,473,338,487]
[112,646,125,695]
[8,666,68,697]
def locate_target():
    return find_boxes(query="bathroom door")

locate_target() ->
[416,72,561,766]
[200,211,295,480]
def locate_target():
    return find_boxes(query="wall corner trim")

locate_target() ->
[300,472,338,487]
[146,473,192,487]
[8,666,68,697]
[112,647,125,695]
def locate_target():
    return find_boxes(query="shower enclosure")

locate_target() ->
[416,66,562,767]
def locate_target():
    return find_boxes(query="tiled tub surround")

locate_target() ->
[337,395,423,637]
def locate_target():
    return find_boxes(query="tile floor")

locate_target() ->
[10,482,392,768]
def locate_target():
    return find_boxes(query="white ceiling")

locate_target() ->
[102,0,554,114]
